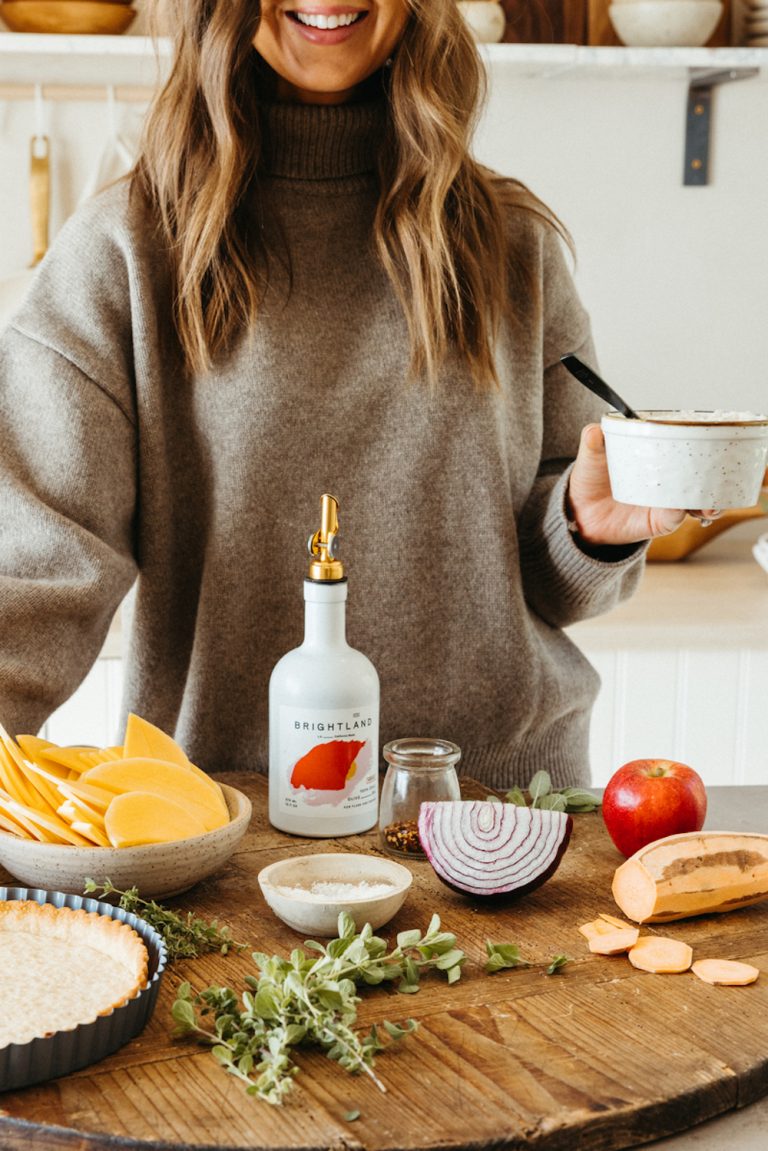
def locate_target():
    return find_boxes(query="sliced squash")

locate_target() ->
[0,739,38,806]
[612,831,768,923]
[0,790,90,845]
[588,928,640,955]
[70,821,112,848]
[57,795,106,828]
[578,913,636,941]
[691,959,760,986]
[628,936,693,974]
[104,791,209,847]
[81,758,228,832]
[123,714,222,795]
[124,713,190,768]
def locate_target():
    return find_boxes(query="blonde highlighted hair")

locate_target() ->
[135,0,562,386]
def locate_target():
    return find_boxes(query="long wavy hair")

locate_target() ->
[135,0,561,387]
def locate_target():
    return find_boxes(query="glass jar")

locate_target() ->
[378,738,461,856]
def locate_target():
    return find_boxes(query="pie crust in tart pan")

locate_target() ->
[0,886,167,1091]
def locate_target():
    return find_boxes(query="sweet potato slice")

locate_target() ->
[628,936,693,974]
[579,914,635,941]
[691,959,760,986]
[588,928,640,955]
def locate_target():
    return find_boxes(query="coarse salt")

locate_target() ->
[273,879,396,901]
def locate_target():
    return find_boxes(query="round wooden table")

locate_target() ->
[1,779,766,1151]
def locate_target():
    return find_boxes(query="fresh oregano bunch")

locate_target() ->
[84,878,246,960]
[487,769,600,813]
[172,911,464,1104]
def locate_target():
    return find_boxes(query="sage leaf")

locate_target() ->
[503,786,528,807]
[536,792,568,812]
[528,771,552,805]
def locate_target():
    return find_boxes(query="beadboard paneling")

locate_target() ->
[587,647,768,786]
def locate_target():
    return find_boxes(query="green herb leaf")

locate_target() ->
[344,1110,361,1122]
[536,792,568,812]
[485,941,526,974]
[546,954,570,975]
[528,771,552,805]
[173,914,458,1105]
[503,786,528,807]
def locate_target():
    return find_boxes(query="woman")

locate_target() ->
[0,1,686,787]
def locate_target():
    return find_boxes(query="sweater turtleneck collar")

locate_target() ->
[259,100,386,180]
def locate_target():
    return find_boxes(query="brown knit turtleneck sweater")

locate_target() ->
[0,100,644,788]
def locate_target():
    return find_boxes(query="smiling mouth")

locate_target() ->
[286,9,368,29]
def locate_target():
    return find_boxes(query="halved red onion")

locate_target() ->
[418,801,573,899]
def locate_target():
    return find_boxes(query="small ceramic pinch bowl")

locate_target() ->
[258,852,413,936]
[0,784,251,900]
[602,411,768,510]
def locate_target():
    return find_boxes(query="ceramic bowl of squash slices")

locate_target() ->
[0,714,252,898]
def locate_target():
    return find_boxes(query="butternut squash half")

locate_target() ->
[612,831,768,923]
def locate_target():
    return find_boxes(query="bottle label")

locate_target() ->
[275,705,379,819]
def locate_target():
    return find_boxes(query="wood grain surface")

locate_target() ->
[1,779,767,1151]
[501,0,587,44]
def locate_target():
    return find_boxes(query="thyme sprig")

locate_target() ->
[487,769,600,813]
[83,878,246,960]
[172,911,464,1104]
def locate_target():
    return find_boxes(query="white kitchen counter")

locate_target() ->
[568,520,768,651]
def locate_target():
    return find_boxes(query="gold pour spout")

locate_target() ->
[307,493,344,581]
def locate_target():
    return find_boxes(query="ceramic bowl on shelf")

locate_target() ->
[457,0,506,44]
[608,0,723,47]
[258,852,413,936]
[601,411,768,510]
[0,0,137,33]
[0,783,251,900]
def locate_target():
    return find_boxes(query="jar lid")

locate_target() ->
[383,738,461,770]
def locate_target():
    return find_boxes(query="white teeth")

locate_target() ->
[294,11,361,28]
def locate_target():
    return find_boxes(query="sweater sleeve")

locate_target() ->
[0,197,139,736]
[518,228,647,628]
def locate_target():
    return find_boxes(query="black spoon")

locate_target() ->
[560,354,641,420]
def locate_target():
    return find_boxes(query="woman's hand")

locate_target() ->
[566,424,716,547]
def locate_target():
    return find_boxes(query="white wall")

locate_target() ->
[475,66,768,413]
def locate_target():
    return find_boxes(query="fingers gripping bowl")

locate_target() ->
[601,411,768,510]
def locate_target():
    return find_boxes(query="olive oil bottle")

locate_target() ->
[268,494,379,837]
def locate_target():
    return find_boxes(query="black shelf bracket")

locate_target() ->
[684,67,759,186]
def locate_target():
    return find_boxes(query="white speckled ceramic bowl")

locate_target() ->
[602,411,768,509]
[608,0,723,47]
[0,784,251,899]
[457,1,506,43]
[258,853,413,936]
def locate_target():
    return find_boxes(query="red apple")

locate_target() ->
[602,759,707,858]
